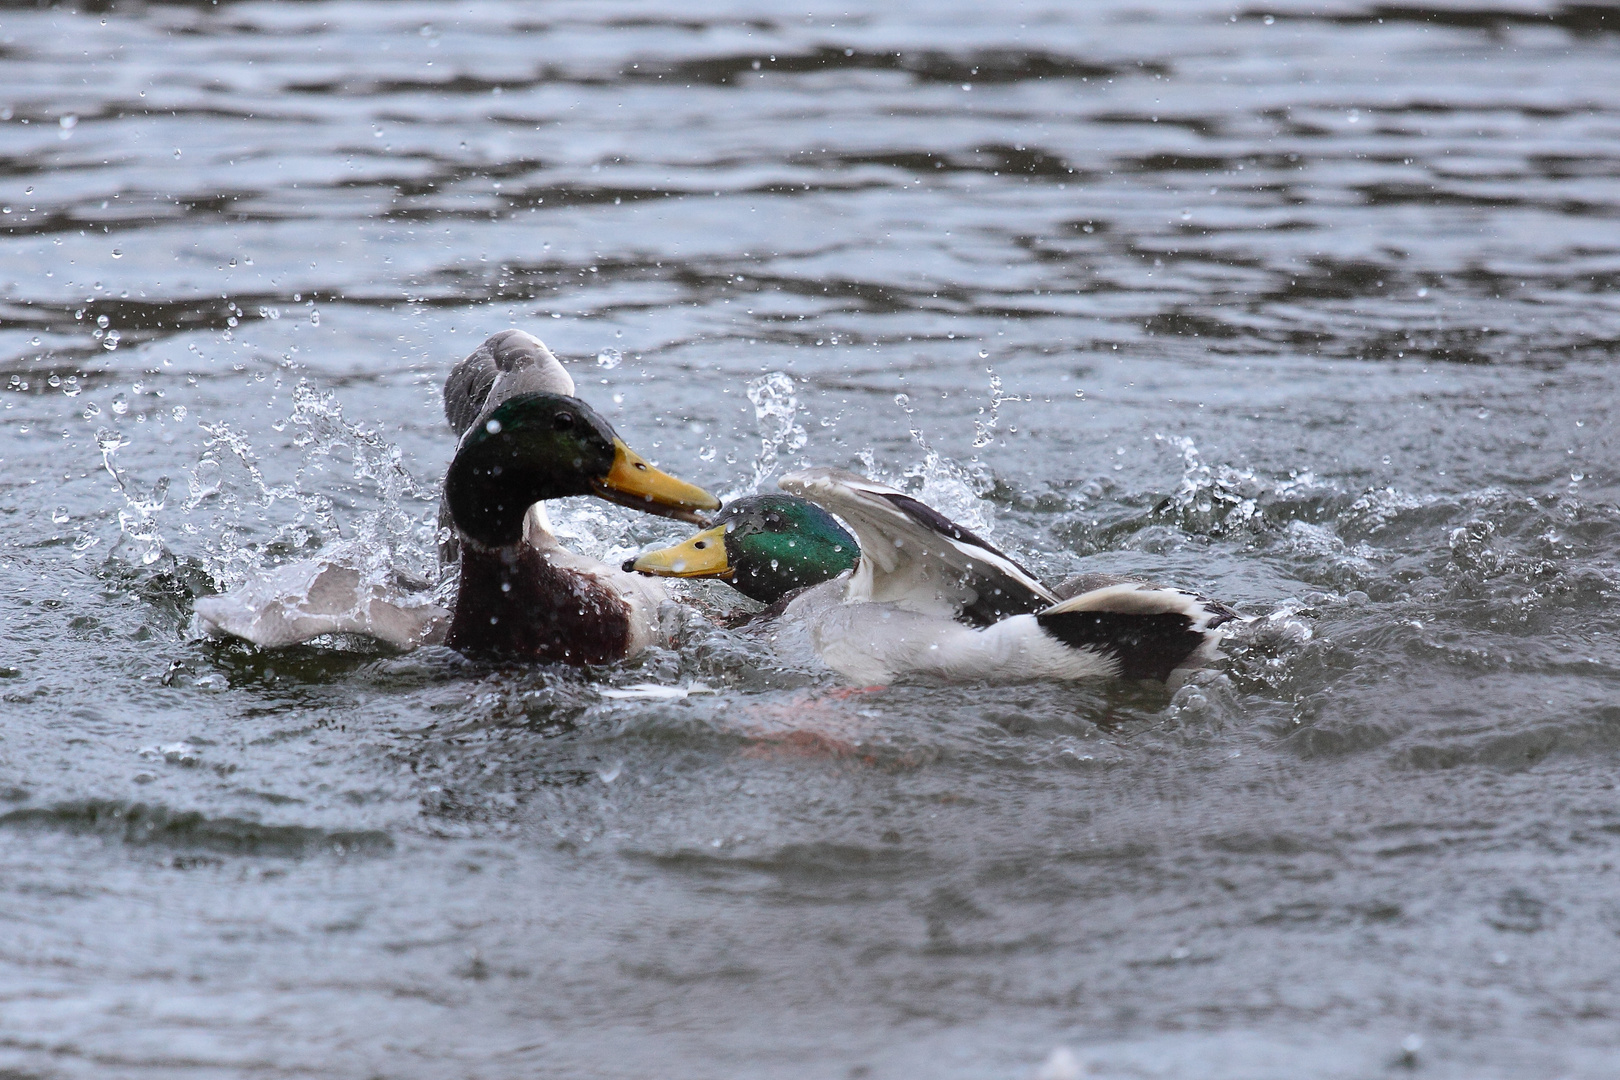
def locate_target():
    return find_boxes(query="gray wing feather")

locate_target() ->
[778,467,1056,626]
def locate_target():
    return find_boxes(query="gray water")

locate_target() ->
[2,1,1620,1076]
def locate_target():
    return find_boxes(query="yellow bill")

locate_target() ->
[629,524,732,578]
[592,439,720,525]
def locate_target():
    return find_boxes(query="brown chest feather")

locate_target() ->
[446,543,632,665]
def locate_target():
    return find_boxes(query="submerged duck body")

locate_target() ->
[631,469,1237,686]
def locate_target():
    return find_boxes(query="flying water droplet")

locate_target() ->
[745,372,807,490]
[972,370,1007,449]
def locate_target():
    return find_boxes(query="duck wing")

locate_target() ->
[194,550,448,650]
[779,467,1056,627]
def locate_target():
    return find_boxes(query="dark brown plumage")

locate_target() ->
[446,542,632,664]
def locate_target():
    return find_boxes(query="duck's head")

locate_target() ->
[446,391,719,548]
[624,493,859,604]
[444,330,575,439]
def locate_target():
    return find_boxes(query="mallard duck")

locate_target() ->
[629,468,1236,685]
[439,388,717,661]
[196,331,720,663]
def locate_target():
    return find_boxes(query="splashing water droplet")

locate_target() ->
[972,370,1008,450]
[595,347,622,369]
[95,428,128,482]
[745,372,807,491]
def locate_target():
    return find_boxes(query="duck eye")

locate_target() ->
[553,411,574,429]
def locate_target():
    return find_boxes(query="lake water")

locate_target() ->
[2,1,1619,1077]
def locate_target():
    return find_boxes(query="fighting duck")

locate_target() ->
[630,468,1236,685]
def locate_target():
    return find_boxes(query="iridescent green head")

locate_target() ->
[626,493,859,604]
[445,392,719,548]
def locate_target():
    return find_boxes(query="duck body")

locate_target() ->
[769,580,1111,684]
[781,574,1229,685]
[630,468,1236,686]
[447,518,665,663]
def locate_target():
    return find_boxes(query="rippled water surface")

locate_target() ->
[3,1,1620,1076]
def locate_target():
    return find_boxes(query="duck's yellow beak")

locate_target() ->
[591,439,720,525]
[628,525,732,578]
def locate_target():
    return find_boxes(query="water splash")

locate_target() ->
[851,381,996,534]
[971,368,1013,450]
[284,380,431,542]
[745,371,807,492]
[853,444,996,536]
[87,379,442,609]
[91,426,170,565]
[1153,434,1265,536]
[115,476,170,567]
[904,448,995,534]
[95,427,128,482]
